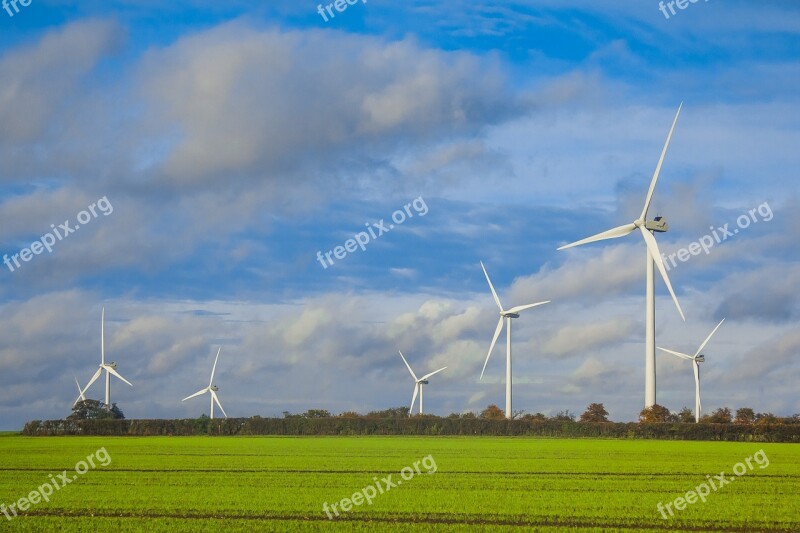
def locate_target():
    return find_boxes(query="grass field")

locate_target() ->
[0,434,798,531]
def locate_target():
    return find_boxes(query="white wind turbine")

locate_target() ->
[658,319,725,423]
[479,261,550,419]
[399,351,446,416]
[557,103,685,408]
[80,307,133,411]
[182,347,227,419]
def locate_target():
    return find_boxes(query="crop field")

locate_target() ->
[0,434,798,532]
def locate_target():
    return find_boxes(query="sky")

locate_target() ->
[0,0,798,429]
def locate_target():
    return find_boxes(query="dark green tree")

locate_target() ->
[68,399,124,420]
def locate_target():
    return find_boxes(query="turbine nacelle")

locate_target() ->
[695,354,705,363]
[210,385,219,391]
[501,312,520,319]
[645,216,669,233]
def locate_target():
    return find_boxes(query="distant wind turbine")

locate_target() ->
[557,103,685,408]
[80,307,133,411]
[658,319,725,423]
[182,347,227,419]
[479,261,550,419]
[399,351,446,416]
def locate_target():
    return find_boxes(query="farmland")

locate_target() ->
[0,434,798,531]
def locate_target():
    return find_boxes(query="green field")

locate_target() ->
[0,434,797,531]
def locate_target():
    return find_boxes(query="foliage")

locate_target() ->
[479,404,506,420]
[579,403,609,423]
[735,407,756,424]
[67,400,125,420]
[677,407,695,423]
[638,404,676,423]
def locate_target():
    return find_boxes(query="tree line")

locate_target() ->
[21,402,800,441]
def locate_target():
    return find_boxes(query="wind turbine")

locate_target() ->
[80,307,133,411]
[479,261,550,419]
[182,347,227,419]
[399,351,446,416]
[557,103,685,408]
[73,375,86,407]
[658,319,725,423]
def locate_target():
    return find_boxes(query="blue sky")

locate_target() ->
[0,1,798,429]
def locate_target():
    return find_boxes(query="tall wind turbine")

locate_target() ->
[557,104,685,408]
[479,261,550,419]
[399,351,446,416]
[182,347,227,419]
[658,319,724,423]
[73,375,86,407]
[80,307,133,411]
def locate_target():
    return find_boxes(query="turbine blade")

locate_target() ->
[182,388,208,402]
[640,226,685,321]
[409,383,419,416]
[84,368,103,391]
[209,347,221,387]
[657,347,694,361]
[419,367,447,381]
[507,301,550,314]
[557,223,637,251]
[480,261,504,311]
[74,376,86,399]
[106,366,133,387]
[211,390,227,418]
[398,351,418,381]
[640,103,682,221]
[101,307,105,365]
[694,318,725,357]
[480,317,505,380]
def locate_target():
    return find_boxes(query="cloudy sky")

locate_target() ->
[0,0,798,429]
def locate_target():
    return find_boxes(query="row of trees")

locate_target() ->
[279,403,800,425]
[638,405,798,425]
[23,413,800,441]
[65,400,797,427]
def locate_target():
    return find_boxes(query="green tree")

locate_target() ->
[68,400,124,420]
[551,409,576,422]
[704,407,732,424]
[735,407,756,424]
[638,404,676,423]
[302,409,332,418]
[579,403,610,423]
[676,407,695,423]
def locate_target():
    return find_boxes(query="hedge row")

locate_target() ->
[21,417,800,441]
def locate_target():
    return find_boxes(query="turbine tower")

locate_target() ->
[557,104,685,408]
[659,319,725,423]
[479,261,550,419]
[80,307,133,411]
[182,347,227,419]
[399,351,446,416]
